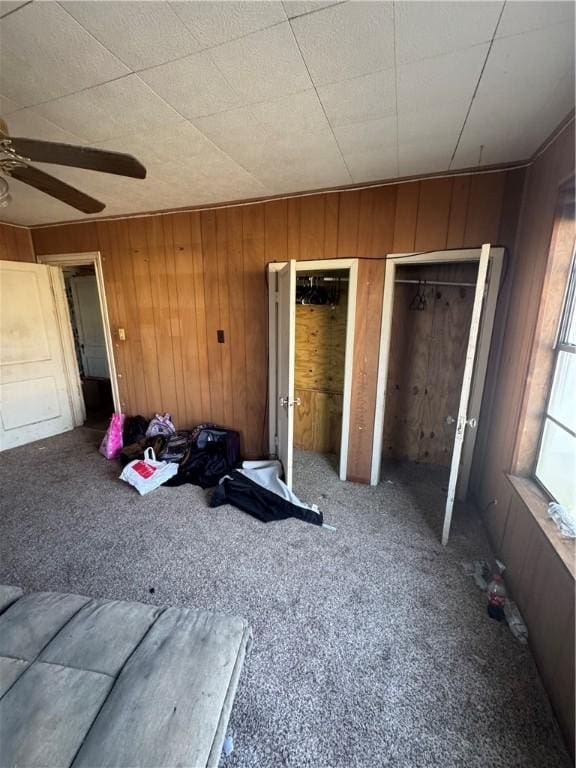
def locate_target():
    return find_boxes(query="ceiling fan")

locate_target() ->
[0,118,146,214]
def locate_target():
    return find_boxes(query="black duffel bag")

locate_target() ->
[164,424,240,489]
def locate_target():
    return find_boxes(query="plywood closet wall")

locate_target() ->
[294,290,347,453]
[382,262,477,467]
[31,169,524,481]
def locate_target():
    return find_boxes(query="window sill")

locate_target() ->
[506,474,575,580]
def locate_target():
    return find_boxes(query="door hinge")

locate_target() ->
[279,396,301,408]
[446,415,477,429]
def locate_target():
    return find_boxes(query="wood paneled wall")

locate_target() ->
[472,124,575,511]
[471,120,575,754]
[0,223,34,262]
[31,169,523,478]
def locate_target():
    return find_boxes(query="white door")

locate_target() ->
[276,260,296,488]
[70,275,109,379]
[456,251,504,501]
[442,244,491,545]
[0,261,74,450]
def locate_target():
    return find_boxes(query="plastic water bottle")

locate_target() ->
[486,574,507,621]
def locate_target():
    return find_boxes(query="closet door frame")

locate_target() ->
[268,258,358,481]
[371,246,504,491]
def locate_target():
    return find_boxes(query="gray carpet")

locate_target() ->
[0,428,570,768]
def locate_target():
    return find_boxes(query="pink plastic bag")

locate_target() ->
[99,413,125,460]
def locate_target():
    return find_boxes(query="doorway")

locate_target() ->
[268,259,358,488]
[62,266,114,429]
[36,251,120,431]
[294,269,348,464]
[381,259,479,471]
[372,246,504,544]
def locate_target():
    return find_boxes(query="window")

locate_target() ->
[535,251,576,512]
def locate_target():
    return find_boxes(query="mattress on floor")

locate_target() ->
[0,585,252,768]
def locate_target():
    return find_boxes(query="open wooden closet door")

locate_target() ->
[442,243,491,545]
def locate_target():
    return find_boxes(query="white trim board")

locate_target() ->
[371,247,505,492]
[36,251,121,420]
[268,258,358,481]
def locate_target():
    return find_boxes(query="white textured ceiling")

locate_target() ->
[0,0,574,226]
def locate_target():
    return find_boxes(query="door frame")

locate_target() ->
[268,258,359,481]
[36,251,120,424]
[69,274,110,379]
[371,246,504,490]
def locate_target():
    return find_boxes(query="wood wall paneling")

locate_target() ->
[265,199,288,263]
[201,209,225,426]
[446,176,472,248]
[470,123,574,755]
[324,193,339,257]
[414,178,453,251]
[336,190,361,257]
[242,204,267,455]
[347,258,385,481]
[500,484,575,752]
[0,223,35,262]
[359,186,396,258]
[392,183,419,252]
[463,173,506,247]
[31,169,522,472]
[468,169,526,504]
[473,128,574,513]
[168,214,200,425]
[226,206,249,448]
[299,195,326,260]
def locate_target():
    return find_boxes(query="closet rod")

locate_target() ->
[297,277,349,282]
[395,279,476,288]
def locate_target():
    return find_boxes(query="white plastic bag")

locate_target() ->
[119,447,178,495]
[548,502,576,538]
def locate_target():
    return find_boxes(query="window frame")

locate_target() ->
[533,247,576,505]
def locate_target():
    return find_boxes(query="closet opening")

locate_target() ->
[381,260,478,491]
[268,258,358,489]
[293,270,349,475]
[372,246,505,544]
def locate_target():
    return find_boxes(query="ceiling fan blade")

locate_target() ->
[8,138,147,179]
[8,164,105,214]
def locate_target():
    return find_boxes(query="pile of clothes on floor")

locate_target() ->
[100,413,324,527]
[115,414,241,490]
